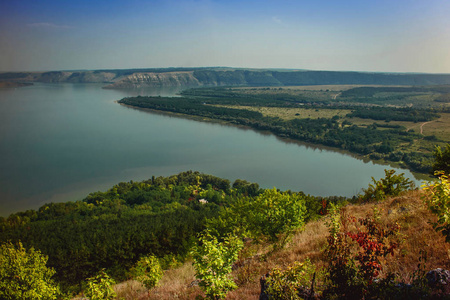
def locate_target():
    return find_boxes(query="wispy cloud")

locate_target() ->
[272,16,283,24]
[272,16,288,27]
[27,22,74,30]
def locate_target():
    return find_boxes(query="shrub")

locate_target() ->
[191,232,243,299]
[84,269,116,300]
[207,188,307,248]
[249,188,307,245]
[359,169,414,202]
[323,206,360,299]
[131,255,163,290]
[432,144,450,175]
[323,206,400,299]
[423,172,450,242]
[265,259,316,300]
[0,241,59,300]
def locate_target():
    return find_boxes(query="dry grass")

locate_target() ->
[147,261,201,300]
[228,189,450,298]
[234,85,398,92]
[344,113,450,141]
[114,280,148,300]
[215,105,351,121]
[421,113,450,140]
[113,189,450,299]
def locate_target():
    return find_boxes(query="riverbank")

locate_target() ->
[118,97,431,180]
[0,81,33,88]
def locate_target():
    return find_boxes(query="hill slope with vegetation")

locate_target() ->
[0,171,345,297]
[1,159,450,299]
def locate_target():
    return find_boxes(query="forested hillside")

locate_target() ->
[0,171,345,295]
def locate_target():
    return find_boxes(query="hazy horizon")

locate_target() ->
[3,66,450,75]
[1,0,450,73]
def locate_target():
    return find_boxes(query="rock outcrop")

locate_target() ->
[103,71,201,89]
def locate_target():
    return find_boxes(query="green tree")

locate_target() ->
[424,173,450,242]
[0,241,59,300]
[191,232,243,299]
[432,144,450,175]
[265,259,316,300]
[84,269,116,300]
[131,255,163,290]
[359,169,414,202]
[206,188,307,248]
[248,188,307,245]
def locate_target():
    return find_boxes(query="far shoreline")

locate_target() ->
[0,81,33,89]
[117,102,431,182]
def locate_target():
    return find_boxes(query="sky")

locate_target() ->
[1,0,450,73]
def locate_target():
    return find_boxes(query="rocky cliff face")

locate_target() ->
[103,71,202,89]
[37,71,118,83]
[105,70,284,89]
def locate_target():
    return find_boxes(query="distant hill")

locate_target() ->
[2,67,450,88]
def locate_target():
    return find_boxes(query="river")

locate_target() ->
[0,83,423,216]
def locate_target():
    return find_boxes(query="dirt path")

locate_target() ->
[332,93,341,100]
[420,121,433,135]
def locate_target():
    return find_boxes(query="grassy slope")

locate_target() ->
[111,189,450,299]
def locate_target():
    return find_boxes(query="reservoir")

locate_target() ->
[0,83,422,216]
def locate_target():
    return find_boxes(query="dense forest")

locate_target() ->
[0,171,346,293]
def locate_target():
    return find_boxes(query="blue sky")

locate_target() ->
[1,0,449,72]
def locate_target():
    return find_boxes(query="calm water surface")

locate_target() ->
[0,83,422,216]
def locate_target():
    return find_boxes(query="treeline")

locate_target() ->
[181,88,326,105]
[341,86,450,98]
[0,171,344,292]
[347,107,439,122]
[120,95,264,119]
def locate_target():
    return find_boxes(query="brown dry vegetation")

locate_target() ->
[216,105,351,120]
[420,113,450,140]
[234,85,394,92]
[115,188,450,299]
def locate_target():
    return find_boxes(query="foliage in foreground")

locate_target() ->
[0,241,59,300]
[0,171,343,292]
[322,206,400,299]
[424,172,450,242]
[432,144,450,175]
[131,255,163,290]
[191,232,243,299]
[359,169,415,202]
[264,259,316,300]
[192,188,310,299]
[206,188,308,247]
[84,269,116,300]
[0,171,229,288]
